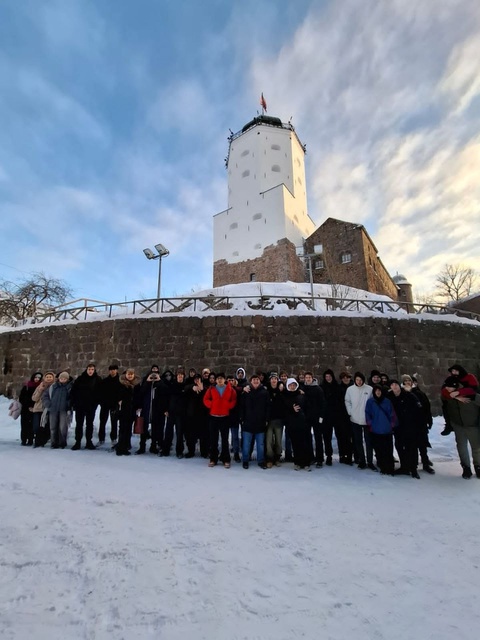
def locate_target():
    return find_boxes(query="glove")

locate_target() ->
[319,417,323,424]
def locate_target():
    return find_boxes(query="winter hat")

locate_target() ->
[448,364,467,377]
[269,372,279,379]
[58,371,70,382]
[372,384,385,398]
[286,377,299,391]
[389,379,400,386]
[370,369,381,378]
[236,367,246,377]
[401,374,413,384]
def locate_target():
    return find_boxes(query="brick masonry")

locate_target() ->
[305,218,400,299]
[1,315,479,413]
[214,238,304,287]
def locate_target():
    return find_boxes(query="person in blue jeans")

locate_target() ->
[241,374,270,469]
[226,375,242,462]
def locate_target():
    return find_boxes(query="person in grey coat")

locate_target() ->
[42,371,72,449]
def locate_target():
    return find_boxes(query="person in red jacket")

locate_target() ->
[203,372,237,468]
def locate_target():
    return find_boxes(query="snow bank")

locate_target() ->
[0,397,479,639]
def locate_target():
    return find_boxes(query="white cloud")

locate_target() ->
[248,0,480,294]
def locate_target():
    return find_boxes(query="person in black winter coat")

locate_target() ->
[155,369,175,456]
[136,368,162,454]
[117,368,142,456]
[337,372,354,464]
[388,380,424,479]
[321,369,342,466]
[302,372,325,467]
[283,378,311,470]
[18,371,43,445]
[265,373,286,467]
[184,374,209,457]
[169,370,188,458]
[402,374,434,474]
[98,364,122,444]
[71,363,102,450]
[240,374,270,469]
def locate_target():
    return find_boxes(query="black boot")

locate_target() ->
[71,441,81,450]
[411,470,420,479]
[462,465,473,479]
[423,463,435,474]
[85,441,96,450]
[135,446,146,455]
[475,466,480,479]
[234,452,241,463]
[441,426,453,436]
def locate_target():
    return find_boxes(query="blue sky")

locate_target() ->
[1,0,479,303]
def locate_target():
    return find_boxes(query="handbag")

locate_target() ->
[8,399,22,420]
[133,415,144,435]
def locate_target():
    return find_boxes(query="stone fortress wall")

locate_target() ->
[1,314,479,414]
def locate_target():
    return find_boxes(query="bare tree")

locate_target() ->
[0,272,73,325]
[435,263,478,302]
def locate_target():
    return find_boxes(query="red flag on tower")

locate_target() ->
[260,93,267,113]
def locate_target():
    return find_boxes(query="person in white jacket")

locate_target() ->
[344,372,375,471]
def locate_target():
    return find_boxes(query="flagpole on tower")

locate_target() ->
[260,92,267,115]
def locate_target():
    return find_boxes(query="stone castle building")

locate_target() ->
[213,113,412,303]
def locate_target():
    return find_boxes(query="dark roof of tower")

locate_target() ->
[241,115,283,133]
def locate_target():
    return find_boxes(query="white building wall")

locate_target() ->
[214,120,315,264]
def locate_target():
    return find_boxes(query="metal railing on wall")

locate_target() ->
[12,295,480,326]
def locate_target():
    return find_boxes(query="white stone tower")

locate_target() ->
[213,115,315,286]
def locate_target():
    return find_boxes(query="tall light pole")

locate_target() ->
[143,243,170,312]
[296,243,323,305]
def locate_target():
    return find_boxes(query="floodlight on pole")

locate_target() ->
[143,243,170,311]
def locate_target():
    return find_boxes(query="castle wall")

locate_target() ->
[213,238,304,287]
[2,314,479,414]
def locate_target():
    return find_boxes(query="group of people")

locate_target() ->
[13,362,480,478]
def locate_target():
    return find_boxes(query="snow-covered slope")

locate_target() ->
[1,397,479,640]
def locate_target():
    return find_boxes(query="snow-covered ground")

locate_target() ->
[1,396,479,640]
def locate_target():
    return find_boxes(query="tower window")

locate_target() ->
[242,170,250,177]
[341,251,352,264]
[253,213,262,221]
[250,273,256,282]
[271,144,281,150]
[271,164,281,172]
[241,149,250,157]
[229,222,238,230]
